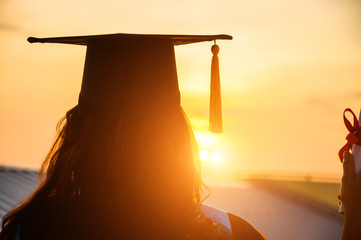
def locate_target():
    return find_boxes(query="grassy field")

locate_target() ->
[264,180,341,210]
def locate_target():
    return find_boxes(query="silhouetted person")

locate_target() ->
[0,33,266,240]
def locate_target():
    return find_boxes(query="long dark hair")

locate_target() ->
[1,105,229,240]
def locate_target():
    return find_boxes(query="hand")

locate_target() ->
[340,151,361,240]
[340,151,361,216]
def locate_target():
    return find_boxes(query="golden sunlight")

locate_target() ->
[199,150,208,162]
[195,132,227,168]
[211,151,223,165]
[194,132,219,149]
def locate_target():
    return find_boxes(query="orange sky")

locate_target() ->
[0,0,360,180]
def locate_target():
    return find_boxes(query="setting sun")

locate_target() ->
[194,132,219,149]
[199,150,208,162]
[195,131,227,168]
[199,149,224,165]
[211,151,223,165]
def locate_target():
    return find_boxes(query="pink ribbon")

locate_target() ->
[339,108,361,162]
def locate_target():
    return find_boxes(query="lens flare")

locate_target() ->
[200,150,208,162]
[211,151,223,165]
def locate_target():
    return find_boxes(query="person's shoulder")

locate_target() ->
[227,213,267,240]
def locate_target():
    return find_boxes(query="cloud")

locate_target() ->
[307,91,361,107]
[0,23,17,31]
[305,91,361,117]
[306,96,333,107]
[352,91,361,98]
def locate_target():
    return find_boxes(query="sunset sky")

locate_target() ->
[0,0,360,180]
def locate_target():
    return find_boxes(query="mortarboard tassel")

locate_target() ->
[209,41,223,133]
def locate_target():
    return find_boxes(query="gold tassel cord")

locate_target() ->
[209,41,223,133]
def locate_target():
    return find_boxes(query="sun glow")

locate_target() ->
[195,131,227,167]
[200,149,224,164]
[200,150,208,162]
[212,151,223,165]
[194,132,219,149]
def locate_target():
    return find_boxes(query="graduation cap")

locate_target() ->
[28,33,232,133]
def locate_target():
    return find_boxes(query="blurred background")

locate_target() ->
[0,0,360,239]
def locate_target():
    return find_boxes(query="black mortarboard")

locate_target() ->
[28,33,232,133]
